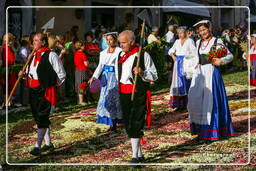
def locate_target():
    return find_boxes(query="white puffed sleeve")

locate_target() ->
[216,38,233,65]
[49,51,66,86]
[142,52,158,82]
[168,40,178,55]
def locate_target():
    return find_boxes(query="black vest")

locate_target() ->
[198,38,218,65]
[36,50,58,88]
[118,51,150,93]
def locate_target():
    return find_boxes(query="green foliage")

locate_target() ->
[143,37,172,81]
[222,70,248,85]
[220,36,244,68]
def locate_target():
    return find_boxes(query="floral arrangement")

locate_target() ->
[144,37,172,80]
[206,45,228,63]
[239,41,248,54]
[79,82,88,94]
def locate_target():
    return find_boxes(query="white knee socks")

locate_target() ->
[138,144,143,158]
[35,128,46,149]
[44,128,51,146]
[131,138,141,158]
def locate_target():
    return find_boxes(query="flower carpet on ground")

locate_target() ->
[5,82,256,170]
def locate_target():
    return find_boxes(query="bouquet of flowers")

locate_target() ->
[206,45,228,63]
[79,82,88,94]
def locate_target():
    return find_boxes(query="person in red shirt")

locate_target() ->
[74,40,89,105]
[1,33,16,106]
[84,32,100,72]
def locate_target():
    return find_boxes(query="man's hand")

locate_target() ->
[18,71,25,78]
[133,67,144,78]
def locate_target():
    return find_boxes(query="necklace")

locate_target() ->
[105,47,116,64]
[200,37,212,50]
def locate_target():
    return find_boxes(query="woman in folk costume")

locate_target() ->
[250,34,256,87]
[89,32,122,131]
[1,33,17,106]
[188,20,235,141]
[168,26,196,110]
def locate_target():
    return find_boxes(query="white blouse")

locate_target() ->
[115,51,158,84]
[196,37,233,65]
[27,51,66,86]
[92,47,122,79]
[250,46,256,54]
[168,38,196,56]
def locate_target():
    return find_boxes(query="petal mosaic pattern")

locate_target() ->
[5,79,256,170]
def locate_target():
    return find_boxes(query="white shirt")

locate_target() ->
[196,37,233,65]
[165,31,175,43]
[92,47,122,79]
[168,38,196,57]
[147,34,158,44]
[27,51,66,86]
[250,46,256,54]
[115,51,158,84]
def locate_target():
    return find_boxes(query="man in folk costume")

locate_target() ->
[19,33,66,155]
[116,30,158,165]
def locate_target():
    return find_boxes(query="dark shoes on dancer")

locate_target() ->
[41,143,54,152]
[130,156,146,168]
[30,147,41,156]
[30,144,54,156]
[107,125,117,132]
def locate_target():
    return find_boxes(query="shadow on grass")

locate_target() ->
[227,90,249,101]
[146,114,254,163]
[9,128,128,164]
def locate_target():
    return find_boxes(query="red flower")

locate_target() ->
[79,82,88,93]
[207,46,228,63]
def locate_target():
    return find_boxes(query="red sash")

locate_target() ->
[27,47,57,106]
[118,45,139,63]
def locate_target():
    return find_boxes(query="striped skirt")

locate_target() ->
[75,69,89,93]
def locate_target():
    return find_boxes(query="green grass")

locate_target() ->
[222,70,248,85]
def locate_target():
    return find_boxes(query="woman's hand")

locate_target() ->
[171,54,176,62]
[88,77,95,85]
[212,58,222,66]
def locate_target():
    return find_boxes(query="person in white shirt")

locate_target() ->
[147,26,161,44]
[188,20,234,141]
[168,26,196,110]
[89,32,122,131]
[165,25,175,44]
[117,30,158,166]
[164,25,176,71]
[19,33,66,156]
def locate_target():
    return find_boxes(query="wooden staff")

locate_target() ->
[7,49,36,105]
[131,19,146,101]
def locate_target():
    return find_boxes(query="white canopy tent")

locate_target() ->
[162,0,211,17]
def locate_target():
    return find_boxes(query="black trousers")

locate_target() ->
[119,91,147,138]
[29,86,51,128]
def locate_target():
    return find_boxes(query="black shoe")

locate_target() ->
[41,144,54,152]
[138,156,145,163]
[30,147,41,156]
[130,158,140,168]
[107,125,117,132]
